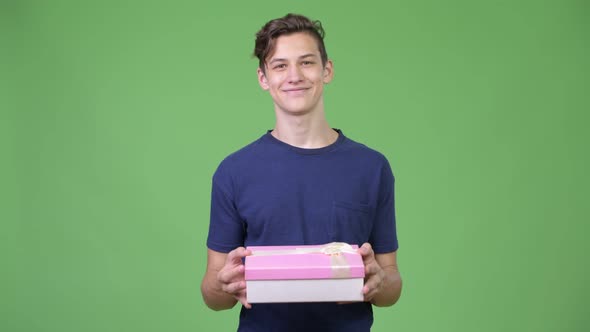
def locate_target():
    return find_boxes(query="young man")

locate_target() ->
[201,13,402,332]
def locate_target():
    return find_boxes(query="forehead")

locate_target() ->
[267,32,321,61]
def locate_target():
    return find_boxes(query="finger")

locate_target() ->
[359,242,372,253]
[218,263,245,283]
[227,247,252,264]
[236,294,252,309]
[363,280,382,300]
[363,286,378,302]
[235,289,251,309]
[222,280,247,295]
[362,273,384,301]
[364,262,381,276]
[358,243,375,261]
[363,276,382,294]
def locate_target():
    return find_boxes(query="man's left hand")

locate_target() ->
[358,242,386,302]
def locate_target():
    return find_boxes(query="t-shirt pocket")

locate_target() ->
[329,201,374,245]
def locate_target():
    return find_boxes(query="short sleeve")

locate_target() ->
[369,157,398,254]
[206,161,246,253]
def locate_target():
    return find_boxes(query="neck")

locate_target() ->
[272,106,337,149]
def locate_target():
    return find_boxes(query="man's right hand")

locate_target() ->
[216,247,252,309]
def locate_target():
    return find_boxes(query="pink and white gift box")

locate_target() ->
[245,242,365,303]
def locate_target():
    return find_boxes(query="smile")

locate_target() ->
[283,88,310,93]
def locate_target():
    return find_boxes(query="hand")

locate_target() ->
[217,247,252,309]
[358,243,386,302]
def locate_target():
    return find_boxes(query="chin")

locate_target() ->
[285,105,314,114]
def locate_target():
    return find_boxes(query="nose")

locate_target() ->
[287,64,304,84]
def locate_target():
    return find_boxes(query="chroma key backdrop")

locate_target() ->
[2,1,588,331]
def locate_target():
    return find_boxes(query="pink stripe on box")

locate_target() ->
[245,244,365,281]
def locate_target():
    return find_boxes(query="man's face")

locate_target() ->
[257,32,333,116]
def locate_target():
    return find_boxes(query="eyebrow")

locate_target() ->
[268,53,318,65]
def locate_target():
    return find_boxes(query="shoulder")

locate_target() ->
[337,133,396,183]
[340,134,392,167]
[212,133,269,182]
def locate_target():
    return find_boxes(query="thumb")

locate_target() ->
[228,247,252,265]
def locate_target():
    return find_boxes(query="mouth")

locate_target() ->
[283,88,310,93]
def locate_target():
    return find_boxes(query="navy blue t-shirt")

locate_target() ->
[207,130,398,332]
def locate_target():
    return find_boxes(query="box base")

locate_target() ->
[247,278,364,303]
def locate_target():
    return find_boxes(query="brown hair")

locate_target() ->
[254,13,328,73]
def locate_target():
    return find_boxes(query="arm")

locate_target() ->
[201,247,252,311]
[358,243,402,307]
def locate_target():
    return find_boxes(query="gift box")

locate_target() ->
[245,242,365,303]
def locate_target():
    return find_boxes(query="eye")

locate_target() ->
[273,64,287,70]
[302,61,315,66]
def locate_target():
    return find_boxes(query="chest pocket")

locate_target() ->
[329,201,374,246]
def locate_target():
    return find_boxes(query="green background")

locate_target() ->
[2,0,588,331]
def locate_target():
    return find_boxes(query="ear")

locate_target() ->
[257,67,270,90]
[322,59,334,84]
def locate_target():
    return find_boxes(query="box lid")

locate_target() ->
[245,243,365,281]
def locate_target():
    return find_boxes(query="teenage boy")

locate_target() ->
[201,13,402,332]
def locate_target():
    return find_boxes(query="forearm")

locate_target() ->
[201,272,238,311]
[371,266,402,307]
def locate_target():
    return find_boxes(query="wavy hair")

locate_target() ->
[254,13,328,73]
